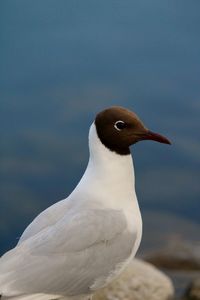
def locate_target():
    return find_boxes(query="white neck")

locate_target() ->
[88,123,135,184]
[74,123,136,209]
[70,123,141,240]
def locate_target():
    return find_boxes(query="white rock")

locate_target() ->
[94,259,174,300]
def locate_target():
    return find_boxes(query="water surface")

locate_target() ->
[0,0,200,256]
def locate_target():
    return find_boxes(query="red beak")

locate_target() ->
[141,130,171,145]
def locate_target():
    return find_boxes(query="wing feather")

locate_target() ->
[0,209,136,298]
[18,199,72,244]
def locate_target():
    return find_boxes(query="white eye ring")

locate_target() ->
[114,120,126,131]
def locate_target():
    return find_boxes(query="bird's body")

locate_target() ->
[0,106,170,300]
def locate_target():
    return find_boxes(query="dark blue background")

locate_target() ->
[0,0,200,255]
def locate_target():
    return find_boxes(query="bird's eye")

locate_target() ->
[114,120,126,131]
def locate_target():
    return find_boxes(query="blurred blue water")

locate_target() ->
[0,0,200,255]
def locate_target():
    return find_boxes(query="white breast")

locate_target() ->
[72,122,143,258]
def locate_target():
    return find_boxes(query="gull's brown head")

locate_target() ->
[95,106,171,155]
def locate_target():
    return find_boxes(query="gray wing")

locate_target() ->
[18,198,73,244]
[0,209,136,297]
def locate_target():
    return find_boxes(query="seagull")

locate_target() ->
[0,106,171,300]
